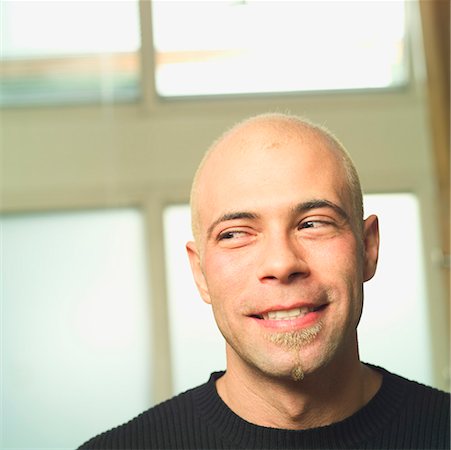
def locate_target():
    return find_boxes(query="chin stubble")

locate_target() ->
[266,322,323,382]
[291,364,305,382]
[268,322,323,350]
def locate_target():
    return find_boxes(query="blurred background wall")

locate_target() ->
[1,1,449,449]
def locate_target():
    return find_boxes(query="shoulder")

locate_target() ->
[403,373,449,416]
[373,365,450,426]
[77,381,208,450]
[354,365,450,448]
[379,365,450,404]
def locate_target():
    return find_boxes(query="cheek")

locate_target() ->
[202,251,255,338]
[205,246,257,277]
[309,235,360,273]
[322,239,364,315]
[203,250,254,299]
[307,237,363,303]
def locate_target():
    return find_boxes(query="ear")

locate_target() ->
[186,241,212,304]
[362,215,379,282]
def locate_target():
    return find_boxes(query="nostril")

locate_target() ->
[288,271,305,281]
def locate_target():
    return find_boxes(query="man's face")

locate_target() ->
[187,123,379,381]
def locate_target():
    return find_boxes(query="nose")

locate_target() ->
[257,233,310,284]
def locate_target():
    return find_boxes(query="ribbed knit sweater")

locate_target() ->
[79,366,450,449]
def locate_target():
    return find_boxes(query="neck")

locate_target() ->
[216,349,382,430]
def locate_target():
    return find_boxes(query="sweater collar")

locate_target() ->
[193,365,407,449]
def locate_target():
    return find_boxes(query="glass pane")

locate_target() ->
[358,194,432,382]
[1,209,152,448]
[163,194,432,395]
[163,206,226,395]
[152,1,407,97]
[0,1,141,106]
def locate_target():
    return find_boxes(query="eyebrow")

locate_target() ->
[206,199,349,239]
[207,211,259,239]
[292,199,349,221]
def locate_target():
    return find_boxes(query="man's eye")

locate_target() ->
[299,220,330,229]
[218,230,246,240]
[300,221,319,229]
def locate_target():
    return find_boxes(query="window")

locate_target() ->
[0,1,141,106]
[2,209,152,448]
[163,194,431,395]
[152,1,407,97]
[1,1,408,105]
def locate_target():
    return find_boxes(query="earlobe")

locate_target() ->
[186,241,212,304]
[362,215,380,282]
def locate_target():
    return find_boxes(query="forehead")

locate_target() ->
[196,122,350,230]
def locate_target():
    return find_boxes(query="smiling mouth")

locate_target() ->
[252,305,327,320]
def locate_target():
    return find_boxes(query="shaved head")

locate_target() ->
[190,113,363,246]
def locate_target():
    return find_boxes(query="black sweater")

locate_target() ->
[79,366,450,449]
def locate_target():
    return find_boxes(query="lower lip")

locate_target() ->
[251,306,327,331]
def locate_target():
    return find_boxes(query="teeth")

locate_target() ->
[263,306,315,321]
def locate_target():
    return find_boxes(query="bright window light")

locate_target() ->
[152,1,407,97]
[0,1,141,106]
[163,194,431,395]
[1,209,152,448]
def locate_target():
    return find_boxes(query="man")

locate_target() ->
[80,113,449,449]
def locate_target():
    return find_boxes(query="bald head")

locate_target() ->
[190,113,363,245]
